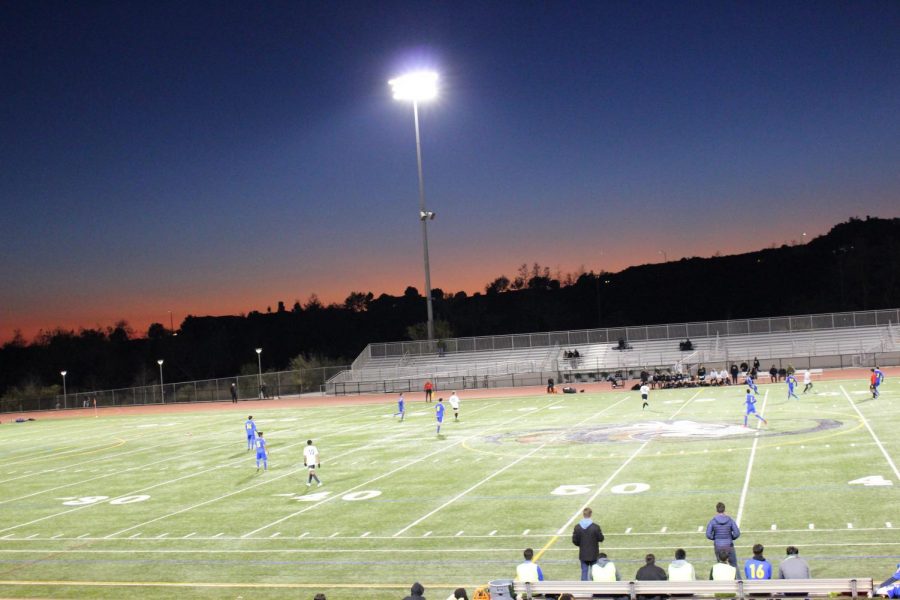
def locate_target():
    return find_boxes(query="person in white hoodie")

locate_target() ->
[591,552,621,581]
[668,548,696,581]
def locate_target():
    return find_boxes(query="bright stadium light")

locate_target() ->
[390,70,440,342]
[389,71,438,102]
[255,348,263,398]
[60,371,67,408]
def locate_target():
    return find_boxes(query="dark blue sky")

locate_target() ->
[2,1,899,340]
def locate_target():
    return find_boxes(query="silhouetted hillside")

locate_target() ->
[2,217,898,397]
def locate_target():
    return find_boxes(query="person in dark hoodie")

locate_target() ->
[572,506,605,580]
[706,502,741,567]
[402,581,426,600]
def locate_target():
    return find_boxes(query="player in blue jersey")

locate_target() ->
[871,367,885,399]
[745,372,759,394]
[435,398,445,435]
[244,416,257,450]
[744,544,772,579]
[254,431,268,471]
[786,374,799,400]
[394,393,406,421]
[744,390,767,427]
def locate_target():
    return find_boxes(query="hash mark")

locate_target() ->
[455,530,464,537]
[847,523,853,529]
[183,532,196,538]
[329,532,340,538]
[625,527,632,534]
[423,531,432,537]
[888,522,893,528]
[660,526,667,533]
[129,533,142,539]
[522,529,530,536]
[269,532,281,538]
[808,524,815,530]
[360,532,370,538]
[212,533,224,538]
[771,524,777,530]
[488,530,497,536]
[77,533,90,539]
[299,532,309,538]
[155,533,168,539]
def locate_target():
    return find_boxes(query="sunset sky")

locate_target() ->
[2,1,899,342]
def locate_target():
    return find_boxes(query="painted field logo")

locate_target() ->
[484,419,842,445]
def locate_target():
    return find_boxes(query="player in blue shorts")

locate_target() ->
[435,398,445,435]
[244,415,257,450]
[254,431,268,471]
[394,393,406,421]
[785,374,799,400]
[744,390,767,427]
[745,372,759,394]
[871,367,885,399]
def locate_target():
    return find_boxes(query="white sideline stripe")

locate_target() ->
[99,417,417,539]
[5,524,898,542]
[3,539,900,556]
[555,390,702,536]
[392,396,630,538]
[241,399,566,539]
[736,389,769,526]
[840,385,900,481]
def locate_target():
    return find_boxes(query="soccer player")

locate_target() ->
[448,391,460,421]
[254,431,268,471]
[871,367,885,399]
[244,415,257,451]
[303,439,321,487]
[394,393,406,421]
[786,373,799,400]
[744,543,772,580]
[640,383,650,409]
[802,370,814,394]
[745,371,760,394]
[435,398,445,435]
[744,390,767,427]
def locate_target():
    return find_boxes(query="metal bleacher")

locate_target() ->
[326,309,900,394]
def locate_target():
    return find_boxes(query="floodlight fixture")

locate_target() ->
[389,71,439,102]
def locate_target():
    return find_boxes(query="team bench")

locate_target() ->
[503,578,873,600]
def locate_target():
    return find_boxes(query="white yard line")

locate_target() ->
[100,414,445,539]
[840,385,900,481]
[0,439,237,505]
[392,396,631,537]
[554,389,702,536]
[736,389,769,526]
[240,399,566,538]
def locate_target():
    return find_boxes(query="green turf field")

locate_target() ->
[0,376,897,599]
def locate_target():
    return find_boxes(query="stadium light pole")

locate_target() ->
[157,359,164,403]
[60,370,67,409]
[658,250,667,263]
[255,348,263,398]
[389,70,438,342]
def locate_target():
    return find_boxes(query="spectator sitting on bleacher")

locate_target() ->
[636,553,668,600]
[710,549,738,580]
[445,588,468,600]
[516,547,545,584]
[778,546,810,579]
[744,543,772,580]
[591,552,621,581]
[698,365,707,382]
[667,548,696,581]
[769,365,779,383]
[402,581,426,600]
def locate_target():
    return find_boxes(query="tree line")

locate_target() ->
[2,217,898,404]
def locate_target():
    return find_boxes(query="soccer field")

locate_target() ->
[1,377,897,599]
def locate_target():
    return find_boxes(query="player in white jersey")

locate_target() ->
[802,370,813,393]
[303,439,322,487]
[640,384,650,410]
[448,391,460,421]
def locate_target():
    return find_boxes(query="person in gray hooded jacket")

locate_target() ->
[706,501,741,567]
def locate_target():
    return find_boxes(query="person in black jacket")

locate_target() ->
[636,553,668,600]
[572,507,604,580]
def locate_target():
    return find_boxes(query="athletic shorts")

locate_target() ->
[641,394,648,400]
[256,451,266,460]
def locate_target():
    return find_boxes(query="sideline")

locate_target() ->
[839,385,900,481]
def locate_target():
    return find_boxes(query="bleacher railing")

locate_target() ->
[363,308,900,359]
